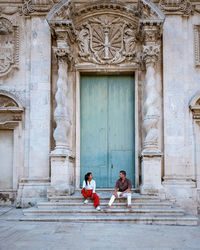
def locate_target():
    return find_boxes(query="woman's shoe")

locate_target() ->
[96,206,101,211]
[84,199,88,204]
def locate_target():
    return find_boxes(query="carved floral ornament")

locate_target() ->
[0,17,19,77]
[47,0,165,67]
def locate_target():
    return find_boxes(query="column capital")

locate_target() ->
[53,45,72,64]
[142,44,160,67]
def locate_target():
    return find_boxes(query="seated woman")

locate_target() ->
[81,172,101,211]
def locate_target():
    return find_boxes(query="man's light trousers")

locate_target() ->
[108,192,131,206]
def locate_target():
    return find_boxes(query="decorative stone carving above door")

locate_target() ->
[76,15,138,65]
[47,0,165,67]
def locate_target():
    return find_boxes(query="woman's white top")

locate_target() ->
[82,179,96,193]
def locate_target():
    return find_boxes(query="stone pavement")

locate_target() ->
[0,207,200,250]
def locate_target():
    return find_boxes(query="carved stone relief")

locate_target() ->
[159,0,194,16]
[194,26,200,67]
[0,93,23,127]
[47,0,165,67]
[0,17,19,77]
[76,15,138,65]
[190,93,200,120]
[21,0,54,16]
[0,95,18,108]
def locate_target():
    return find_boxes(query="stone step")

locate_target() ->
[49,195,161,202]
[37,201,172,209]
[75,188,140,193]
[23,207,185,216]
[19,214,198,226]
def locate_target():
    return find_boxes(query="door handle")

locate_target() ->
[111,164,113,169]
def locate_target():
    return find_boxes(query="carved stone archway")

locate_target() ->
[46,0,165,196]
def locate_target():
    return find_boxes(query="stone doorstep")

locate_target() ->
[37,201,173,209]
[23,207,185,217]
[49,195,161,202]
[18,215,198,226]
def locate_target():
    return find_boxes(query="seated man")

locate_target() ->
[105,170,132,211]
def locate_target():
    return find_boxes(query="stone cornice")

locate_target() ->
[1,0,200,18]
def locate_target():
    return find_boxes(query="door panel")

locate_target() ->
[108,76,134,187]
[0,130,13,189]
[109,150,134,188]
[80,75,135,188]
[80,76,108,187]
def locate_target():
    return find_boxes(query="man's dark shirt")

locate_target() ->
[115,178,132,192]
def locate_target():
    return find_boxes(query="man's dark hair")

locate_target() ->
[120,170,126,177]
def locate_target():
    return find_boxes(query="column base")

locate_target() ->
[140,152,164,196]
[16,178,50,207]
[49,150,75,197]
[162,176,198,214]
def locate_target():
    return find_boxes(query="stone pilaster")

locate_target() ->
[49,40,74,196]
[52,46,71,155]
[140,25,164,195]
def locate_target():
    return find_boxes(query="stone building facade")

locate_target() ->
[0,0,200,214]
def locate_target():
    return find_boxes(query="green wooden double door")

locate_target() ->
[80,75,135,188]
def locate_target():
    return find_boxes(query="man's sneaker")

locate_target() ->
[96,206,101,211]
[84,199,88,204]
[104,205,111,212]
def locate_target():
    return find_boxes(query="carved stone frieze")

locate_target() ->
[194,25,200,67]
[21,0,54,16]
[76,15,138,65]
[159,0,194,16]
[0,17,19,77]
[0,6,19,16]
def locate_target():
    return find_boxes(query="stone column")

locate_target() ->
[48,41,74,196]
[140,25,164,195]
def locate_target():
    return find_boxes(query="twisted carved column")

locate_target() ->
[142,44,160,153]
[140,25,163,194]
[52,46,71,155]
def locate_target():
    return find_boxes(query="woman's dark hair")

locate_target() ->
[85,172,92,185]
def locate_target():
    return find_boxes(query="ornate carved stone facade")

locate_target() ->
[0,0,199,215]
